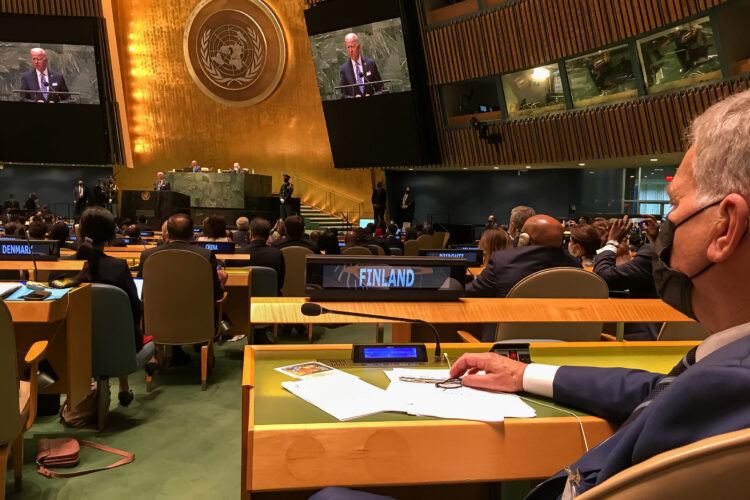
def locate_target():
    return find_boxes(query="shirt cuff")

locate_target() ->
[596,244,618,255]
[522,363,560,398]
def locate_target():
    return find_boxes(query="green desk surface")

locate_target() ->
[251,343,695,426]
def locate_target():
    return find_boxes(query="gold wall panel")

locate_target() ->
[109,0,374,213]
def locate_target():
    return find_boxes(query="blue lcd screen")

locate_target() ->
[363,347,418,359]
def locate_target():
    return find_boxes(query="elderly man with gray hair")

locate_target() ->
[508,205,535,242]
[312,90,750,500]
[233,216,250,245]
[19,47,70,103]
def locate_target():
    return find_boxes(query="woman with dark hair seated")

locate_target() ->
[568,224,602,267]
[317,230,341,255]
[76,206,153,406]
[197,214,231,242]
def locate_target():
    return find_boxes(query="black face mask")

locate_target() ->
[652,200,723,319]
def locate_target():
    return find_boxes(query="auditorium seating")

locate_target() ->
[657,321,711,341]
[280,246,313,297]
[342,246,371,255]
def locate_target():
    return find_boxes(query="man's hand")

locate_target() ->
[449,352,527,393]
[608,215,632,243]
[641,215,659,244]
[217,269,228,286]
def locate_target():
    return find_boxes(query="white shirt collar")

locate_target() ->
[36,69,48,78]
[351,57,362,69]
[696,320,750,362]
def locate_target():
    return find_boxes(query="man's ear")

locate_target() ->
[707,194,749,263]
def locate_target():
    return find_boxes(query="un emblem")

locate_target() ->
[184,0,286,106]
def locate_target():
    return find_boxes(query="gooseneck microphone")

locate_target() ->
[301,302,443,362]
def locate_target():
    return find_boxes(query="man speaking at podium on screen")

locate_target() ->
[19,48,70,103]
[339,33,383,99]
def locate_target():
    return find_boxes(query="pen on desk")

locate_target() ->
[443,352,451,369]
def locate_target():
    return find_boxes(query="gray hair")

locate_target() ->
[236,216,250,230]
[690,90,750,205]
[510,205,535,228]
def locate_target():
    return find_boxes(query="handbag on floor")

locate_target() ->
[36,438,134,478]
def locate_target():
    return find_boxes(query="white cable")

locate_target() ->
[518,395,589,452]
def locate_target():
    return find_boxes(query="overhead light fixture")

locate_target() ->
[462,167,468,170]
[493,166,500,170]
[650,158,658,162]
[578,163,586,166]
[531,67,550,81]
[588,171,596,174]
[630,175,635,178]
[525,165,531,169]
[408,168,413,171]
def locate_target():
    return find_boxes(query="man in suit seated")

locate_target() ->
[448,90,750,499]
[466,214,581,299]
[271,215,320,254]
[342,228,374,254]
[237,217,285,294]
[508,205,536,246]
[191,160,201,172]
[594,215,661,340]
[19,48,70,103]
[154,172,171,191]
[385,223,404,253]
[339,33,384,99]
[233,217,250,246]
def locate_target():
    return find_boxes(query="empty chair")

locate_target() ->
[342,246,371,255]
[657,321,710,341]
[91,284,156,428]
[577,428,750,500]
[142,250,226,390]
[415,233,434,250]
[403,239,420,256]
[389,247,403,256]
[368,244,385,256]
[433,231,447,249]
[0,301,47,499]
[495,268,609,342]
[248,266,278,298]
[280,246,313,297]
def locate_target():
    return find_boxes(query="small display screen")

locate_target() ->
[420,249,482,266]
[193,241,235,253]
[363,346,418,359]
[0,239,58,259]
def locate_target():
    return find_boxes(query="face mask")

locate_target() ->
[568,242,578,258]
[652,200,722,318]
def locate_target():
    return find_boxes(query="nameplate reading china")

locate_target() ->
[183,0,286,107]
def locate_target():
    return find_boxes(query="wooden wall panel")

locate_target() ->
[423,0,732,84]
[430,78,750,167]
[0,0,101,16]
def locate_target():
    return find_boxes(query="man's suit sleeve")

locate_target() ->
[593,246,653,291]
[339,64,353,98]
[209,253,223,301]
[465,254,500,298]
[369,59,384,93]
[56,73,70,102]
[137,248,151,278]
[553,366,663,424]
[19,73,34,102]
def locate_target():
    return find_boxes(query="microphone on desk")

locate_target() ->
[300,302,443,362]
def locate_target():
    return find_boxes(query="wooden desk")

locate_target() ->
[6,284,92,407]
[0,260,87,280]
[241,341,696,496]
[250,298,692,342]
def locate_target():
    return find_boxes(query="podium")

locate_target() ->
[120,191,190,229]
[164,172,272,208]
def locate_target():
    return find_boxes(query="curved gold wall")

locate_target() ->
[109,0,375,210]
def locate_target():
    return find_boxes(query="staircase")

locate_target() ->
[300,203,353,231]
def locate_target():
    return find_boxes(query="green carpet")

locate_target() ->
[8,324,390,499]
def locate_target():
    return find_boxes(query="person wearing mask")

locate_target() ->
[74,179,89,215]
[568,224,602,267]
[279,174,294,220]
[23,193,40,212]
[485,215,498,230]
[371,181,387,224]
[399,187,414,226]
[75,207,153,406]
[94,179,108,207]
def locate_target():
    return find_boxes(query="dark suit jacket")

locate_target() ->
[85,252,144,352]
[74,185,89,203]
[19,69,70,103]
[237,240,285,294]
[272,236,320,254]
[137,240,222,300]
[338,56,384,98]
[593,244,659,340]
[371,188,386,207]
[3,200,20,210]
[233,229,250,246]
[466,245,582,298]
[154,180,171,191]
[528,330,750,499]
[385,235,404,253]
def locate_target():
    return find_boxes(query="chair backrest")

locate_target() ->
[403,239,420,256]
[389,247,403,256]
[91,284,137,378]
[443,232,451,248]
[248,266,278,297]
[368,245,385,255]
[496,267,609,342]
[342,246,372,255]
[433,231,447,249]
[142,249,215,344]
[577,427,750,500]
[0,300,24,445]
[281,246,313,296]
[657,321,710,341]
[416,234,433,250]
